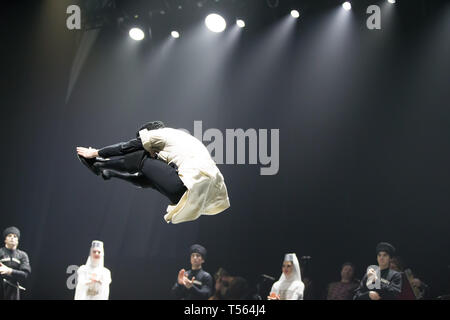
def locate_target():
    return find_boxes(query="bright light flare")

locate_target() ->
[236,19,245,28]
[342,2,352,11]
[129,27,145,41]
[205,13,227,33]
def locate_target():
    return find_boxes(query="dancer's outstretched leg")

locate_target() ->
[93,157,127,172]
[78,149,146,176]
[95,150,147,174]
[77,154,101,176]
[101,170,156,189]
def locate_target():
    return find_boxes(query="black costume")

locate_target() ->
[172,244,213,300]
[353,242,402,300]
[0,227,31,300]
[79,121,187,205]
[172,268,213,300]
[353,268,402,300]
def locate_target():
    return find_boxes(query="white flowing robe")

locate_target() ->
[74,265,111,300]
[139,127,230,224]
[270,278,304,300]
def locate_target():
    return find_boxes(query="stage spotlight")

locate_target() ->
[171,31,180,38]
[129,27,145,41]
[236,19,245,28]
[290,10,300,18]
[387,0,396,3]
[205,13,226,33]
[342,2,352,11]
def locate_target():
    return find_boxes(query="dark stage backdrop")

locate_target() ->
[1,0,449,299]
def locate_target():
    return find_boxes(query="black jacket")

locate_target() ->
[353,268,402,300]
[0,247,31,300]
[98,138,147,173]
[172,268,213,300]
[98,138,179,172]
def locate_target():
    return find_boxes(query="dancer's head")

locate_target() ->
[376,242,395,269]
[280,253,302,282]
[190,244,206,270]
[3,226,20,250]
[282,254,295,277]
[136,121,165,137]
[87,240,104,268]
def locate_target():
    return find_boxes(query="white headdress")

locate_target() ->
[278,253,302,283]
[86,240,104,269]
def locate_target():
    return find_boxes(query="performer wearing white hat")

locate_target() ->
[268,253,304,300]
[75,240,111,300]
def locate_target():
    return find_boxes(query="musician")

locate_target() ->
[353,242,402,300]
[172,244,213,300]
[222,276,250,300]
[208,268,250,300]
[390,256,429,300]
[0,226,31,300]
[209,267,232,300]
[326,262,359,300]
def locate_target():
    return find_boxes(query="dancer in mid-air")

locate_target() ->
[76,121,230,224]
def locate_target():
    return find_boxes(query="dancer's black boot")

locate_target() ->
[101,169,155,189]
[77,155,101,176]
[93,157,127,172]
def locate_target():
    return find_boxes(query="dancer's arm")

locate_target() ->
[97,138,144,158]
[77,138,144,159]
[172,269,189,299]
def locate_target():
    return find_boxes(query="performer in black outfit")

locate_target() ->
[0,227,31,300]
[353,242,402,300]
[172,244,213,300]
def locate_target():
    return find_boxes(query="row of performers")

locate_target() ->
[171,242,420,301]
[0,229,425,300]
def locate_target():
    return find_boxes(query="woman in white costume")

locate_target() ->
[75,240,111,300]
[76,121,230,224]
[268,253,304,300]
